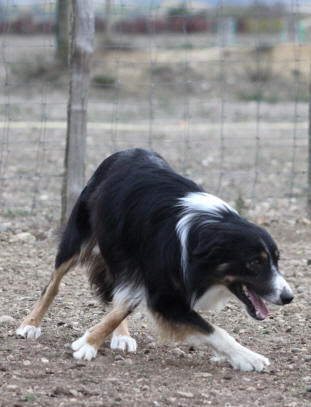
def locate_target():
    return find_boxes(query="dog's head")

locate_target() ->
[188,218,294,320]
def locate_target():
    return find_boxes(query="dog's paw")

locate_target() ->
[110,335,137,353]
[210,351,226,363]
[228,348,270,372]
[16,325,41,339]
[72,331,97,361]
[73,343,97,361]
[72,330,89,351]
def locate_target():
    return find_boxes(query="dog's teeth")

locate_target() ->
[242,285,251,300]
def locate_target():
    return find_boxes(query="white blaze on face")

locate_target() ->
[260,237,293,305]
[266,265,293,305]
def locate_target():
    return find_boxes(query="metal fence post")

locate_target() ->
[61,0,94,224]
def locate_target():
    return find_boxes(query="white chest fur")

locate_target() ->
[194,285,233,312]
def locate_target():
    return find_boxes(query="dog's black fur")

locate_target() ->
[56,148,293,337]
[17,148,295,370]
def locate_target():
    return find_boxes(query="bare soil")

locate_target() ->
[0,220,311,407]
[0,33,311,407]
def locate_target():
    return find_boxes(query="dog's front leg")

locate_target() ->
[72,307,130,361]
[191,325,270,372]
[110,318,137,352]
[150,294,269,372]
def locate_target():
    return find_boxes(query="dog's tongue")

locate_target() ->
[247,287,269,320]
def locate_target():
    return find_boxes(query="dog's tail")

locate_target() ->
[55,185,93,269]
[55,187,114,304]
[55,153,122,303]
[55,152,117,269]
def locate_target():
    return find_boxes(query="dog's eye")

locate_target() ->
[248,258,262,267]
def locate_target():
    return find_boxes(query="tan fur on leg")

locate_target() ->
[110,317,137,352]
[113,318,130,337]
[152,312,270,372]
[87,308,129,350]
[72,307,131,360]
[17,257,78,336]
[152,311,200,343]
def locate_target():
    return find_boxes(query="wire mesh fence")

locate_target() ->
[0,0,310,225]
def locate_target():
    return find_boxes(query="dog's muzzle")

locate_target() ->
[265,271,294,306]
[279,287,294,305]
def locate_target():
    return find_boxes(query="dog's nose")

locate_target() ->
[280,288,294,305]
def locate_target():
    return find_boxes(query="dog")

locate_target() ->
[17,148,293,371]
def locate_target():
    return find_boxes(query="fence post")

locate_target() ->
[56,0,70,65]
[61,0,95,224]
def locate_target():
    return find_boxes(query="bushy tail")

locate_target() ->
[55,186,93,269]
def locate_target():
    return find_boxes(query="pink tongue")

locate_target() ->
[247,287,269,320]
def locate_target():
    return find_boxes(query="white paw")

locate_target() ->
[16,325,41,339]
[72,330,97,361]
[210,351,226,363]
[228,348,270,372]
[71,330,89,351]
[110,335,137,353]
[73,343,97,361]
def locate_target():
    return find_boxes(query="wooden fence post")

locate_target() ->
[56,0,70,65]
[61,0,94,224]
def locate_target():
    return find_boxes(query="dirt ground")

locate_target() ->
[0,218,311,407]
[0,33,311,406]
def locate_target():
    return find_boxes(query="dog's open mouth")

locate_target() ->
[230,283,269,320]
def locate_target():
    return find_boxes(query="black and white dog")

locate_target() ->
[17,148,293,371]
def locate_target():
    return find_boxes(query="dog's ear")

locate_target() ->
[192,230,225,260]
[193,242,223,259]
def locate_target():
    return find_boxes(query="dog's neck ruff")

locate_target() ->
[176,192,237,280]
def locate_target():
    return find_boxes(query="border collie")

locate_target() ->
[17,148,293,371]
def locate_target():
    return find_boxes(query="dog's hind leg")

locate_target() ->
[16,191,93,340]
[110,318,137,353]
[72,307,131,361]
[16,256,79,339]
